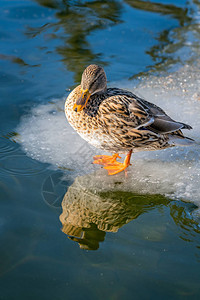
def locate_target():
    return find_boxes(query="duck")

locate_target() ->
[65,64,193,175]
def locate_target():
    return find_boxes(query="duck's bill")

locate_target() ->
[73,89,91,112]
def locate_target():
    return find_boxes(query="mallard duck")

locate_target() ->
[65,64,193,175]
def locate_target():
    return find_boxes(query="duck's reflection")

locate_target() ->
[59,174,199,250]
[62,223,105,251]
[60,182,157,250]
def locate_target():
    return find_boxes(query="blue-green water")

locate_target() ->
[1,0,200,299]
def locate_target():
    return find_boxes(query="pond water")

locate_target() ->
[0,0,200,299]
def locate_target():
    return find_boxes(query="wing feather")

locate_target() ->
[129,96,192,134]
[98,92,192,135]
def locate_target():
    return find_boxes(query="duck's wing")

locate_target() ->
[138,97,192,134]
[98,93,192,135]
[98,95,153,130]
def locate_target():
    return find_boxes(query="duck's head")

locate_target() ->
[73,64,107,112]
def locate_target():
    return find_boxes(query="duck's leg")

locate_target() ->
[103,150,132,175]
[93,153,121,165]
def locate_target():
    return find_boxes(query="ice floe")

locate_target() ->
[15,60,200,209]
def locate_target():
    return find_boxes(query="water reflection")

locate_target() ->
[125,0,191,26]
[32,0,196,83]
[60,174,199,250]
[34,0,122,82]
[128,0,200,75]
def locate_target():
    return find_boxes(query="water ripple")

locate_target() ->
[0,154,47,176]
[0,137,19,155]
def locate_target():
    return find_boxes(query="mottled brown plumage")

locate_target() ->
[65,64,193,175]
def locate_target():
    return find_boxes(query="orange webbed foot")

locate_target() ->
[103,161,129,175]
[93,150,133,176]
[93,153,121,166]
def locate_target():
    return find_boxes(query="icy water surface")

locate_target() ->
[1,0,200,299]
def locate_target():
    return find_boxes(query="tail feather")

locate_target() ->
[181,123,193,130]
